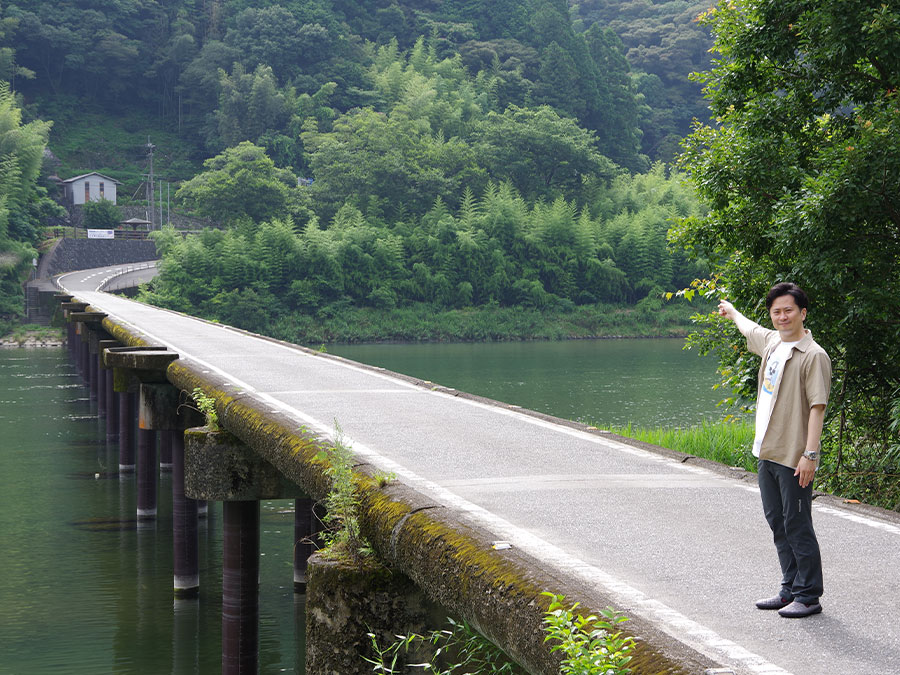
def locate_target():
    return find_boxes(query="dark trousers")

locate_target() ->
[757,459,824,604]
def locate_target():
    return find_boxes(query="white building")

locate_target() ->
[62,172,122,205]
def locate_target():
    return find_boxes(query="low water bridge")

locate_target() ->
[56,264,900,675]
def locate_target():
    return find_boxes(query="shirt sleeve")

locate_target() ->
[745,324,773,357]
[804,350,832,408]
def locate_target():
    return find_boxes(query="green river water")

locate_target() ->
[0,338,722,673]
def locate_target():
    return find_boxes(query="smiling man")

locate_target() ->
[718,282,832,618]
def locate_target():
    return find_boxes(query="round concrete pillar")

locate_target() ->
[105,370,119,442]
[137,428,158,520]
[118,392,135,472]
[222,500,260,675]
[172,431,199,597]
[159,429,173,472]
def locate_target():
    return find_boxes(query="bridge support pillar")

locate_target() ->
[69,312,108,401]
[305,552,429,674]
[106,347,179,477]
[97,339,120,424]
[136,428,158,520]
[137,380,204,596]
[159,430,173,471]
[172,430,199,597]
[118,391,135,472]
[184,425,306,671]
[105,368,119,442]
[222,500,260,674]
[80,336,90,387]
[293,498,322,592]
[60,302,89,373]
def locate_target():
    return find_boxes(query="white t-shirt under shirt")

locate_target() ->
[752,340,799,457]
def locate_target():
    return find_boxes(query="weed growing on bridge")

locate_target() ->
[542,592,634,674]
[362,594,635,673]
[189,387,219,431]
[363,616,522,674]
[316,421,373,564]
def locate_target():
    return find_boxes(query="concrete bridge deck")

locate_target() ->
[59,266,900,675]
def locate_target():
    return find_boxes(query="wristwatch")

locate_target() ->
[802,450,819,462]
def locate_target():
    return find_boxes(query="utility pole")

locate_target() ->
[146,137,156,228]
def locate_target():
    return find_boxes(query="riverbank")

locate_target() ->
[264,300,706,345]
[0,325,65,348]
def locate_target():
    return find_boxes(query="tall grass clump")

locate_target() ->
[606,418,755,471]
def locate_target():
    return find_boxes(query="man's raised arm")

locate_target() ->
[718,299,759,337]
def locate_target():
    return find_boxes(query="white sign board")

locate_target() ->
[87,229,115,239]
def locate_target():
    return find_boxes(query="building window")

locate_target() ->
[84,182,90,203]
[99,182,105,199]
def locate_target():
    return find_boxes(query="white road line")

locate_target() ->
[267,389,422,395]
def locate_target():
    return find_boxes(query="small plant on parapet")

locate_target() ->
[190,387,220,431]
[542,592,635,675]
[315,421,373,564]
[374,469,397,488]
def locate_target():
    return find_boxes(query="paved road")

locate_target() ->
[61,268,900,675]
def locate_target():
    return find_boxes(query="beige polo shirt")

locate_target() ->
[746,324,832,469]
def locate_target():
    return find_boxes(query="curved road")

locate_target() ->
[60,265,900,675]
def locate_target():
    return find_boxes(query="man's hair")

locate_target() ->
[766,282,809,311]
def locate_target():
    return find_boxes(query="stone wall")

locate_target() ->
[45,239,158,277]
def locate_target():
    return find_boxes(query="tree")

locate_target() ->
[675,0,900,502]
[0,81,54,331]
[475,105,616,202]
[82,198,120,229]
[175,142,296,226]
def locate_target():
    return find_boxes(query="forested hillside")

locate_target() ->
[1,0,714,339]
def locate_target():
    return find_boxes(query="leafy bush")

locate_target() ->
[82,198,121,229]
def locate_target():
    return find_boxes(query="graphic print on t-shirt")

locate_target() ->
[762,358,782,395]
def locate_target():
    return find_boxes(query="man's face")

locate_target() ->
[769,294,806,340]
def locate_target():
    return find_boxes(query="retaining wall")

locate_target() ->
[45,239,158,277]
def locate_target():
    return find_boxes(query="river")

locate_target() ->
[331,338,723,428]
[0,348,302,674]
[0,338,721,673]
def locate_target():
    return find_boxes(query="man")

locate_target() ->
[718,282,832,618]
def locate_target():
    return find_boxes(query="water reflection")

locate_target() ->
[0,349,304,673]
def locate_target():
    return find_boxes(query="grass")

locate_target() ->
[604,418,757,472]
[1,323,66,345]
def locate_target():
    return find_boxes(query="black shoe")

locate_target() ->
[778,600,822,618]
[755,594,793,610]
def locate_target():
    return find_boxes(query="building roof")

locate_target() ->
[62,172,123,185]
